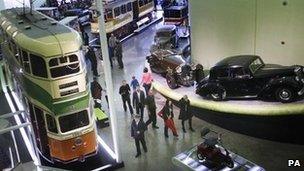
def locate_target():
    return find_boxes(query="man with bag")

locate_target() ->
[145,91,159,129]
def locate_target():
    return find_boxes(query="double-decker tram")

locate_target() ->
[163,5,188,26]
[91,0,155,39]
[0,8,97,163]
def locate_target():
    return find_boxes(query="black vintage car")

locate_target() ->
[146,49,196,89]
[196,55,304,103]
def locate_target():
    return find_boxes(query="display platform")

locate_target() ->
[151,72,304,144]
[172,145,265,171]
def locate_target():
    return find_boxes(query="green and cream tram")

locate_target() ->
[0,8,97,163]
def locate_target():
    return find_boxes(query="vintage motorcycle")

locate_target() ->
[197,128,234,169]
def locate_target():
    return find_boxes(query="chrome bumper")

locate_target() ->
[298,86,304,96]
[298,78,304,96]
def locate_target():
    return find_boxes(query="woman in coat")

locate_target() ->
[158,99,178,138]
[178,95,194,133]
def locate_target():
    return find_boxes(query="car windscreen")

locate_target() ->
[59,110,89,133]
[165,55,185,65]
[156,31,172,38]
[249,58,264,73]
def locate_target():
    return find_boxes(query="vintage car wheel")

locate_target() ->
[197,153,205,161]
[210,89,226,101]
[166,75,178,89]
[224,158,234,168]
[275,87,295,103]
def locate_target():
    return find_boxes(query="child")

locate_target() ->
[130,76,139,91]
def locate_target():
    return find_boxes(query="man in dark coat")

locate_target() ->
[145,91,159,129]
[83,32,89,46]
[115,40,124,69]
[86,46,99,77]
[91,77,103,109]
[178,95,194,133]
[119,80,133,115]
[133,86,146,118]
[194,64,205,84]
[131,114,147,158]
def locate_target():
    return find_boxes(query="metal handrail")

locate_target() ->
[0,111,25,119]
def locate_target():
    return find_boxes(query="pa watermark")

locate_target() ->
[288,160,302,167]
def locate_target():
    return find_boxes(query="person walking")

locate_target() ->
[119,80,133,115]
[132,86,146,118]
[158,99,178,138]
[115,40,124,69]
[90,77,103,109]
[130,76,139,91]
[131,114,147,158]
[145,91,159,129]
[178,95,194,133]
[86,46,99,77]
[194,64,205,84]
[140,67,153,96]
[108,33,117,68]
[83,31,89,46]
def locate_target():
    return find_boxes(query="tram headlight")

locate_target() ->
[75,137,83,146]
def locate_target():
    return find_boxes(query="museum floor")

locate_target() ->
[92,22,304,171]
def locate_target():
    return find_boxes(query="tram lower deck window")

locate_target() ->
[59,110,89,133]
[30,54,48,78]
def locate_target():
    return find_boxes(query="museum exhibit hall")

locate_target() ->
[0,0,303,171]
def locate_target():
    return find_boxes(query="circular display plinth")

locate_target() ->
[151,73,304,144]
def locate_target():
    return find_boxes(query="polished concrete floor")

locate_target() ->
[92,22,304,171]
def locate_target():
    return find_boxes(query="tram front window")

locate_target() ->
[49,55,80,78]
[59,110,89,133]
[46,114,58,133]
[30,54,48,78]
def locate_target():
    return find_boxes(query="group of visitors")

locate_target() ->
[119,67,153,114]
[122,67,194,157]
[130,94,194,157]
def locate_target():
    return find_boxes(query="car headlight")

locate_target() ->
[176,65,182,73]
[294,67,301,74]
[190,63,196,70]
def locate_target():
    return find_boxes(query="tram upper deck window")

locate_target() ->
[30,54,48,78]
[127,2,132,12]
[114,7,120,17]
[139,0,144,7]
[49,55,80,78]
[106,10,113,19]
[121,5,126,14]
[46,114,58,133]
[59,110,89,133]
[164,10,180,18]
[10,41,20,62]
[21,50,31,73]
